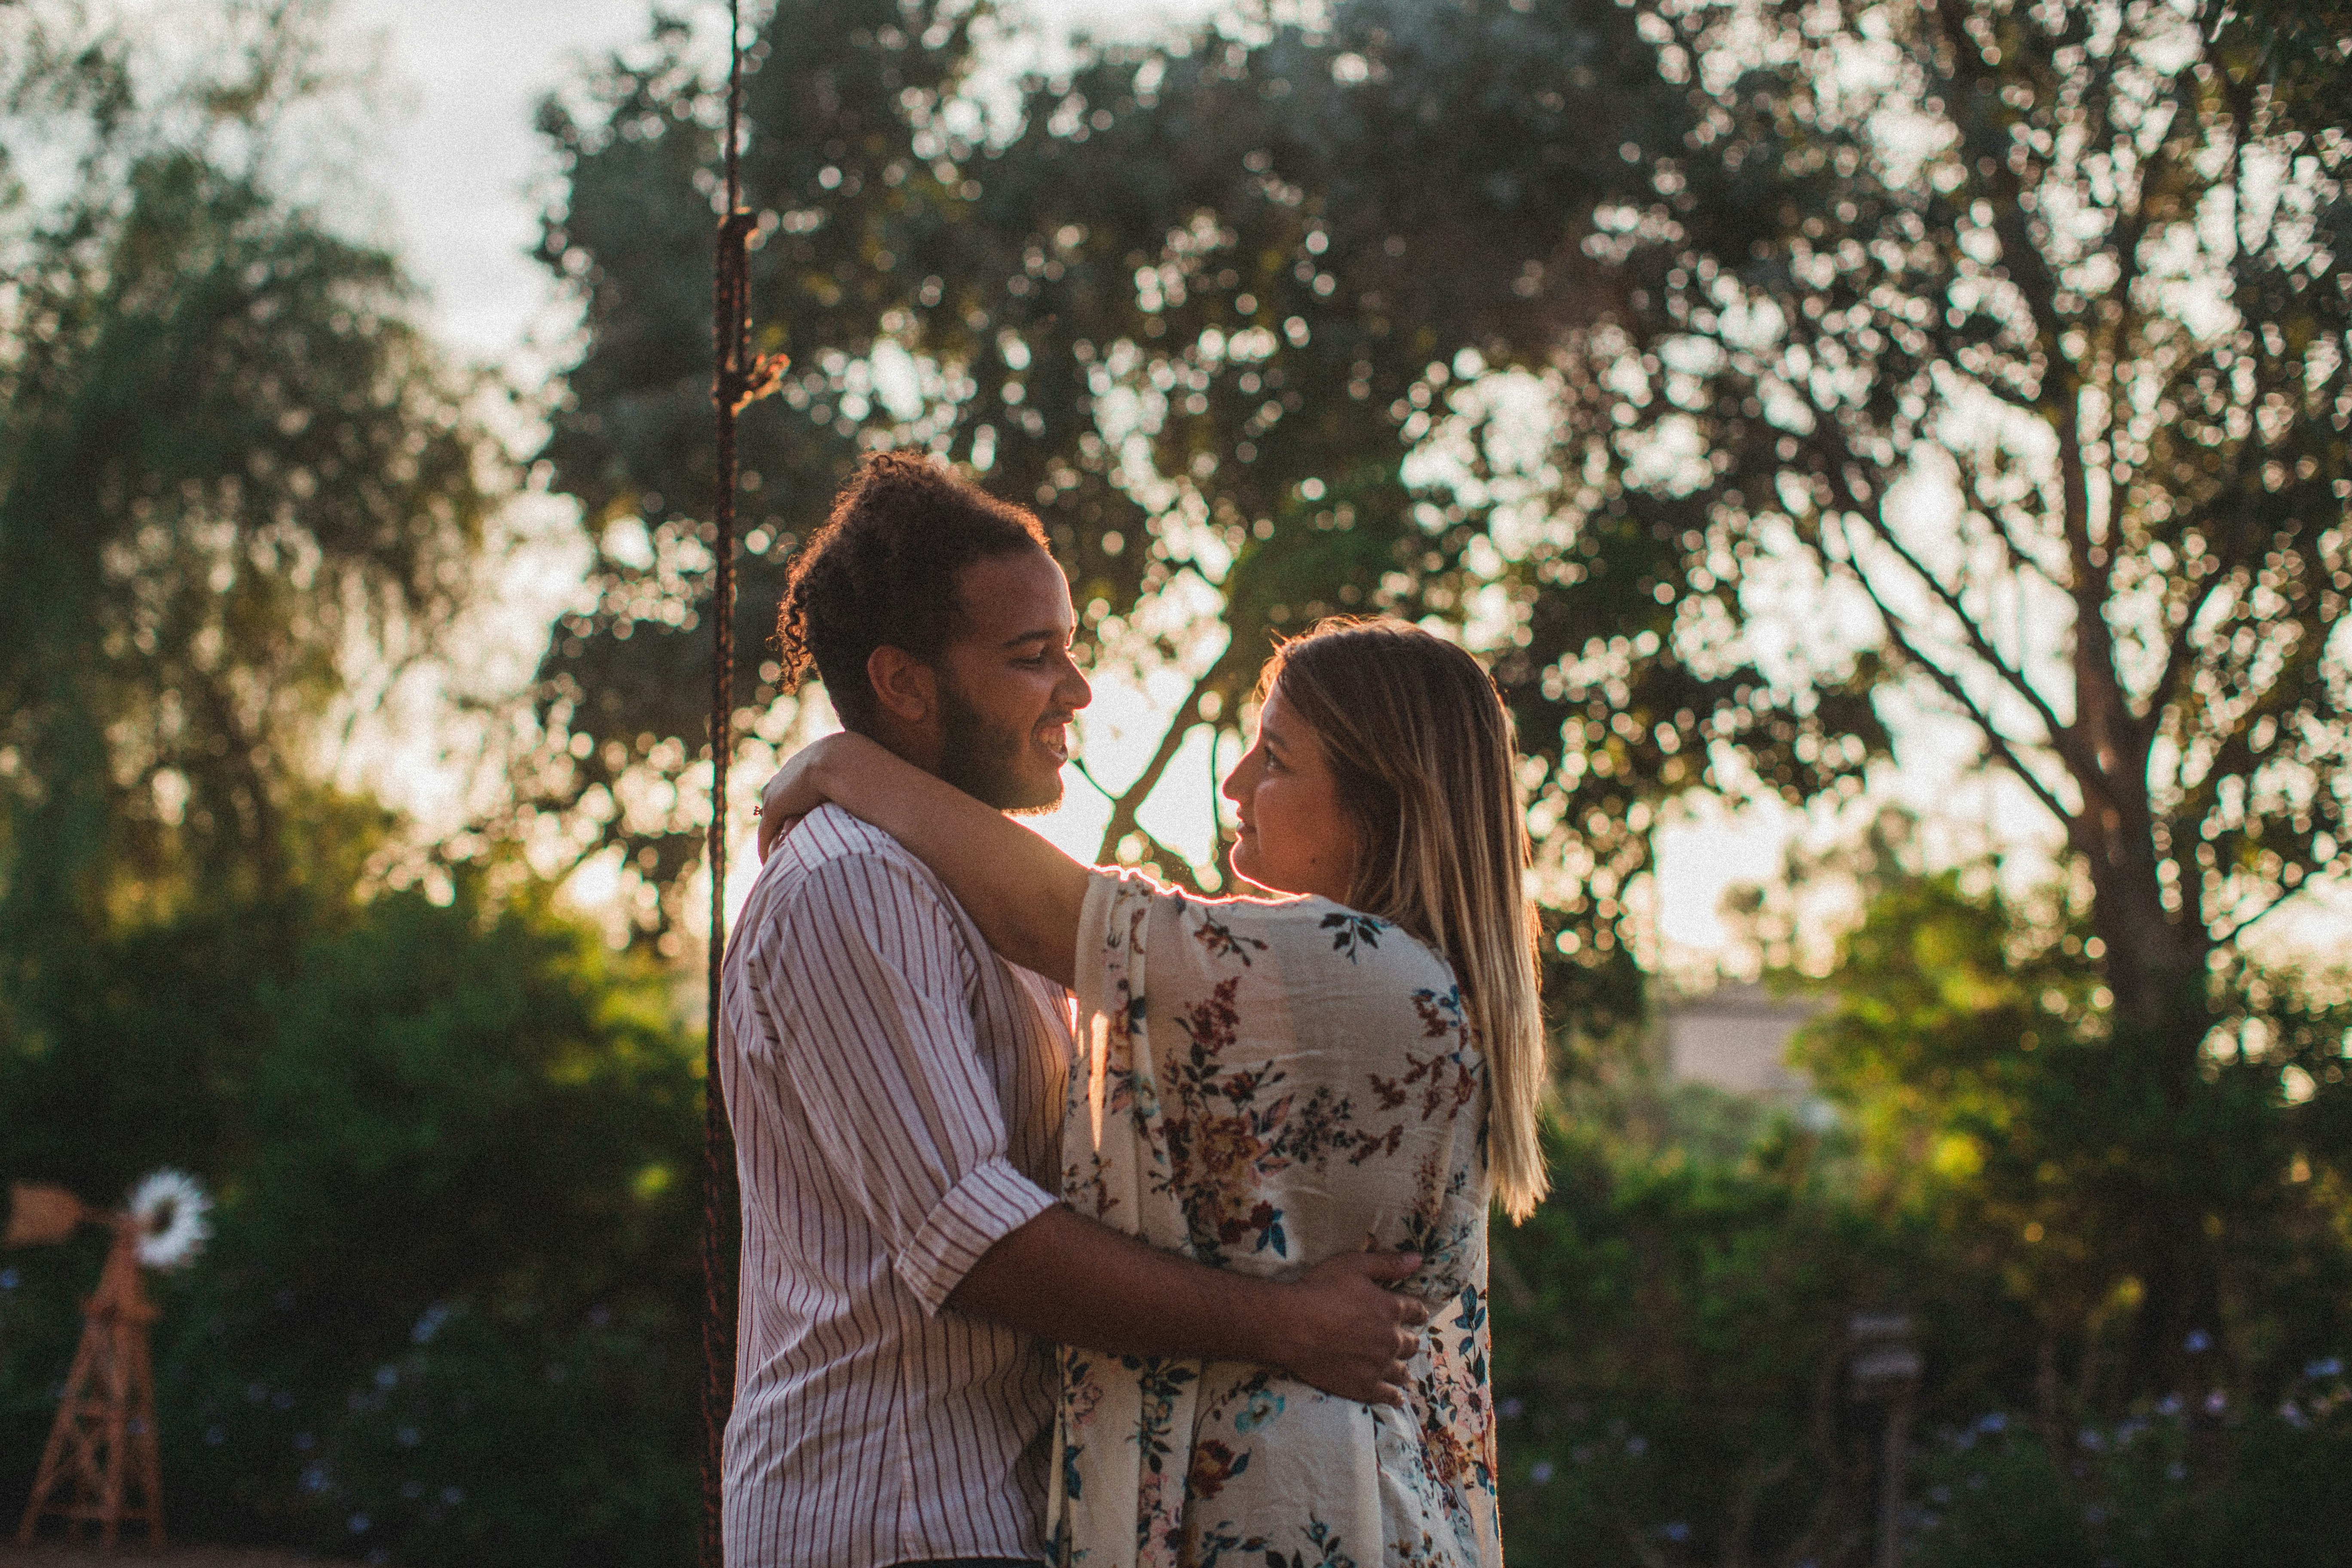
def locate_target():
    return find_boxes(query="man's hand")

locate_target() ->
[1266,1251,1434,1407]
[946,1206,1433,1406]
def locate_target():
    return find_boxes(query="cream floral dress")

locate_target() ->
[1049,868,1501,1568]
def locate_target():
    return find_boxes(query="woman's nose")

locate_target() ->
[1219,754,1248,804]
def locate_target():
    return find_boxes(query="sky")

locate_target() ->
[287,0,2347,971]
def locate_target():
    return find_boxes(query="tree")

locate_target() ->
[1631,0,2352,1386]
[0,0,501,952]
[531,0,1881,1028]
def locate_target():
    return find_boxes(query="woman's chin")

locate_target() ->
[1225,843,1289,898]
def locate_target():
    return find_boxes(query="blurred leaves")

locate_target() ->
[0,0,502,949]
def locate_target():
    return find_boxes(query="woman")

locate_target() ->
[759,617,1545,1568]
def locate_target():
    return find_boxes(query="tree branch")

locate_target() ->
[1088,657,1238,865]
[1807,430,2080,757]
[1821,517,2079,831]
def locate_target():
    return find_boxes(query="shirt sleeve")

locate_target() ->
[763,849,1059,1314]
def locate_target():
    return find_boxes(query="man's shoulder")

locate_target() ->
[783,802,921,867]
[757,804,931,888]
[758,805,948,915]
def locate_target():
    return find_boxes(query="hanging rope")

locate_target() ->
[703,1,787,1562]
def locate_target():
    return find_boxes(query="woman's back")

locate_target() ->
[1054,867,1499,1568]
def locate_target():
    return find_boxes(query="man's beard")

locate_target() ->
[937,677,1064,814]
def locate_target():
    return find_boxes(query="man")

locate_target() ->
[721,452,1430,1568]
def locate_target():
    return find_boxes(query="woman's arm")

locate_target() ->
[757,732,1089,987]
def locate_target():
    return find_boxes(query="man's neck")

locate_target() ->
[858,715,946,780]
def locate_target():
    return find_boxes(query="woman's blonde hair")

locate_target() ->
[1258,617,1549,1221]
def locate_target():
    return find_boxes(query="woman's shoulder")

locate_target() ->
[1101,872,1454,992]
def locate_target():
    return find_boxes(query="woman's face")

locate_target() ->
[1221,681,1360,903]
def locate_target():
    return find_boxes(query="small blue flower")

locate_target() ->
[397,1425,421,1447]
[204,1425,226,1446]
[412,1302,452,1345]
[374,1365,398,1390]
[2184,1329,2213,1354]
[0,1268,18,1290]
[440,1485,465,1507]
[1498,1397,1524,1419]
[2306,1357,2343,1379]
[348,1514,371,1534]
[1528,1461,1554,1484]
[1626,1434,1648,1455]
[1662,1522,1691,1542]
[1977,1412,2009,1434]
[1233,1389,1285,1435]
[293,1431,315,1452]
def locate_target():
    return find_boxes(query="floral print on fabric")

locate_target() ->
[1049,869,1500,1568]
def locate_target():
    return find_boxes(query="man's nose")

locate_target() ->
[1059,657,1092,710]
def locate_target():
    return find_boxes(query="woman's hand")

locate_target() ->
[755,733,865,862]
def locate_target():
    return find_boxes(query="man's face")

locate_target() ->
[931,546,1091,812]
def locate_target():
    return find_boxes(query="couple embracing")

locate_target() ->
[721,451,1546,1568]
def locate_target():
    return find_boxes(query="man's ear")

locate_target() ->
[866,644,940,728]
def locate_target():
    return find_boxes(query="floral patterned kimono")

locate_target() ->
[1050,868,1501,1568]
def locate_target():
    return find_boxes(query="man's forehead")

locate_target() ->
[952,546,1073,643]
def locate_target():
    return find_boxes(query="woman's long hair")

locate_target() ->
[1259,618,1549,1221]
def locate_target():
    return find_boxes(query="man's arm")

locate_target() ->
[948,1206,1433,1408]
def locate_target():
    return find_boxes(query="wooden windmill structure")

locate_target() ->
[7,1172,208,1548]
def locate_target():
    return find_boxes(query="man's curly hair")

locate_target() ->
[775,452,1051,732]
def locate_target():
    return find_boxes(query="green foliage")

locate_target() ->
[0,0,501,945]
[1913,1387,2352,1568]
[0,875,703,1566]
[1492,1079,1998,1565]
[1785,830,2352,1410]
[1491,1057,2352,1566]
[0,14,691,1561]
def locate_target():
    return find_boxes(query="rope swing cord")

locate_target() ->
[702,1,786,1562]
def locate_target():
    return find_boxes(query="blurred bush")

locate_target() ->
[1911,1382,2352,1568]
[0,876,703,1566]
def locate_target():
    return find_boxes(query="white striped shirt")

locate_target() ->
[719,805,1073,1568]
